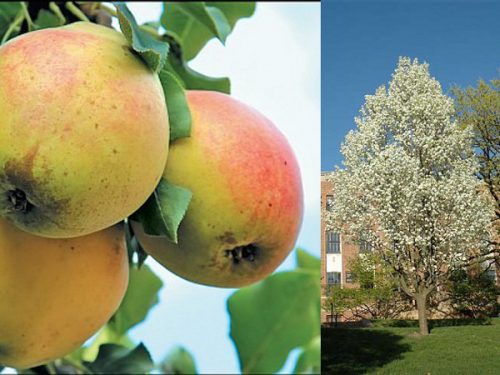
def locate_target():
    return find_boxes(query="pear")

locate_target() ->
[133,91,303,287]
[0,218,128,369]
[0,22,169,238]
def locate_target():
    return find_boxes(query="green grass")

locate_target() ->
[322,318,500,374]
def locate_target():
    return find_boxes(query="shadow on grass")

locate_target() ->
[321,327,411,375]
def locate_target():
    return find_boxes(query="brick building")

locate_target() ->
[321,172,364,322]
[321,172,359,291]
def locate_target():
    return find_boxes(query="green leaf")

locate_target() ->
[33,9,61,30]
[228,269,321,374]
[296,249,320,271]
[115,2,169,73]
[209,2,256,29]
[164,56,230,94]
[84,343,154,374]
[160,346,198,374]
[0,3,21,18]
[68,325,135,363]
[160,2,256,94]
[109,264,163,336]
[161,2,230,61]
[205,6,231,42]
[134,178,192,243]
[159,68,192,141]
[293,336,320,374]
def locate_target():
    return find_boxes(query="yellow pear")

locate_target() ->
[0,218,129,369]
[133,91,303,288]
[0,22,169,238]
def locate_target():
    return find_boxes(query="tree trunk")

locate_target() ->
[415,293,429,335]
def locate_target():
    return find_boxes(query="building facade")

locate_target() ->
[321,172,364,323]
[321,172,360,292]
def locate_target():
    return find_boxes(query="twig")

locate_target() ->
[1,11,24,45]
[49,2,66,25]
[20,2,34,31]
[46,362,58,375]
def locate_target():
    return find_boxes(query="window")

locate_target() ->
[326,195,334,211]
[346,272,354,283]
[327,272,341,285]
[326,231,340,253]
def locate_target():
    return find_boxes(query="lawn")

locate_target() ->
[322,318,500,374]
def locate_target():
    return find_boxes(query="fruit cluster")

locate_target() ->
[0,22,302,369]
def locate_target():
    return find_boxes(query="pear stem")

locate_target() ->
[20,2,34,31]
[1,11,24,45]
[45,362,57,375]
[49,2,66,25]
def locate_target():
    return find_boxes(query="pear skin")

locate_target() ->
[0,219,128,369]
[0,22,169,238]
[134,91,303,288]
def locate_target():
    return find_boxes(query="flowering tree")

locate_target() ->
[325,57,495,335]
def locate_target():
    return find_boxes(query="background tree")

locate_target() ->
[346,253,413,320]
[446,264,500,319]
[322,286,357,325]
[325,57,495,335]
[452,79,500,254]
[452,79,500,221]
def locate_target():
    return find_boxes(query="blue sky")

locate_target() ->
[322,0,500,171]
